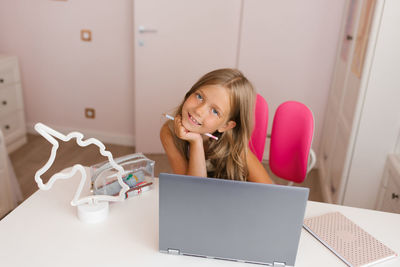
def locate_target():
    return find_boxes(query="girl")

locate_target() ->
[160,68,273,184]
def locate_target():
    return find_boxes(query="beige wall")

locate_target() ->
[0,0,345,149]
[239,0,346,154]
[0,0,135,144]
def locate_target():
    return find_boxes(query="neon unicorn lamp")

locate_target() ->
[34,122,130,223]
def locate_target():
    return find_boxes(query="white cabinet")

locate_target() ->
[376,155,400,214]
[0,55,27,153]
[318,0,400,209]
[0,130,23,218]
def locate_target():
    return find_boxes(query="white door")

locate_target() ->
[318,0,358,202]
[134,0,241,153]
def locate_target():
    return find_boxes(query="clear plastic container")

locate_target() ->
[90,153,155,199]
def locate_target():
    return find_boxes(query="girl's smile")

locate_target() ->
[188,112,202,126]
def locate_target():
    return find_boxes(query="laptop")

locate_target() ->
[159,173,309,266]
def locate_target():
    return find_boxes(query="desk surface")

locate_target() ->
[1,169,399,267]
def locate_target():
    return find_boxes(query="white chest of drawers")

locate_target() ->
[0,55,27,153]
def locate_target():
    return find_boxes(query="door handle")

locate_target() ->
[138,26,158,34]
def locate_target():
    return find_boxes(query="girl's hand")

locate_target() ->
[174,115,202,144]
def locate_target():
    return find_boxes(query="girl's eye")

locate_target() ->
[196,93,203,100]
[211,108,219,116]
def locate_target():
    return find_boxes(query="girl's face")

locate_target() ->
[181,85,236,134]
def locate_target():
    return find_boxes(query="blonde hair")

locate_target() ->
[170,68,256,181]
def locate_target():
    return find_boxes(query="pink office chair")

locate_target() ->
[269,101,315,184]
[249,94,269,162]
[249,98,315,184]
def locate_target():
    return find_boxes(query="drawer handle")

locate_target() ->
[2,100,7,105]
[0,78,4,83]
[392,193,399,199]
[4,124,10,130]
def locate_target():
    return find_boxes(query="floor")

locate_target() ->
[9,133,324,202]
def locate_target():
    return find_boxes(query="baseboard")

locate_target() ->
[26,122,135,147]
[6,135,28,154]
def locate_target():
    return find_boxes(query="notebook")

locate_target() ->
[303,212,397,267]
[158,173,309,266]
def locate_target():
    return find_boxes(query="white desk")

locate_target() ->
[1,169,399,267]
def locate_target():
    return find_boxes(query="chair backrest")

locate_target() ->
[269,101,314,183]
[249,94,268,161]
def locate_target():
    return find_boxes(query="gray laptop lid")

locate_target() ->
[159,173,309,266]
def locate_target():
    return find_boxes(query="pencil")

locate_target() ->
[164,114,219,140]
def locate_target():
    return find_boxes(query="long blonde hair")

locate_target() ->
[170,68,256,181]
